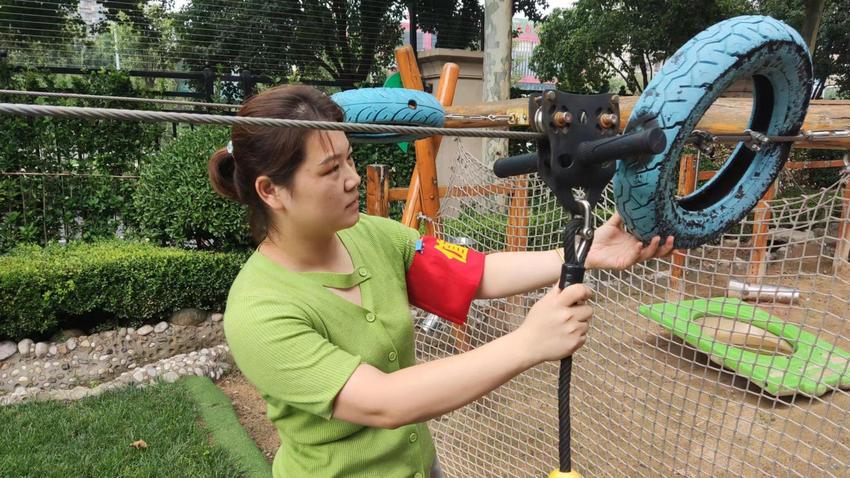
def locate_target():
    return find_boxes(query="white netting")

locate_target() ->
[414,141,850,477]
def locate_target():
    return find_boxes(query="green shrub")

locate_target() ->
[131,125,252,250]
[0,69,163,252]
[0,240,249,341]
[440,203,570,252]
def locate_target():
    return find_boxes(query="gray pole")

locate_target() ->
[483,0,512,164]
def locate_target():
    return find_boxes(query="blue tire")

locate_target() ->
[331,88,445,143]
[614,16,812,249]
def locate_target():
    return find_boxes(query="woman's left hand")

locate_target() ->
[585,213,675,270]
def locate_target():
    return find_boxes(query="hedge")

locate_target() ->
[0,240,249,341]
[131,125,252,251]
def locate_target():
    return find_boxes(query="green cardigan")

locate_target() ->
[223,214,436,478]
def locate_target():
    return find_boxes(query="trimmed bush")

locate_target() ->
[0,240,249,341]
[0,68,163,252]
[131,125,252,250]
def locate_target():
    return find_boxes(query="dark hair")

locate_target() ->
[208,85,344,244]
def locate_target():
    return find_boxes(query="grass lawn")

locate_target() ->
[0,377,271,478]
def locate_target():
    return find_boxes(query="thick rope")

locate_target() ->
[0,89,239,110]
[3,97,848,144]
[0,102,543,140]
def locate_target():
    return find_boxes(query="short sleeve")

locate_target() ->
[369,215,420,270]
[223,297,362,420]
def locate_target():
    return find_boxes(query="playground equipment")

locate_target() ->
[360,16,850,478]
[2,13,850,478]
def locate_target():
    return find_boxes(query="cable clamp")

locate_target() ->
[690,130,717,157]
[743,129,770,151]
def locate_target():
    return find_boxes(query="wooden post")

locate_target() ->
[396,46,459,233]
[747,182,778,282]
[506,178,530,252]
[671,155,699,289]
[366,164,390,217]
[834,164,850,276]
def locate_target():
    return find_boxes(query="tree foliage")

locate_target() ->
[758,0,850,98]
[174,0,405,84]
[530,0,750,94]
[414,0,548,49]
[531,0,849,98]
[0,0,82,40]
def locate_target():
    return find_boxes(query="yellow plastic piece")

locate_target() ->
[548,469,582,478]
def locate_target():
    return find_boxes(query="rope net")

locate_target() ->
[414,140,850,477]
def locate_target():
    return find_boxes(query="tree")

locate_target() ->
[174,0,405,85]
[413,0,548,49]
[757,0,850,99]
[0,0,85,65]
[0,0,81,40]
[530,0,750,94]
[809,1,850,98]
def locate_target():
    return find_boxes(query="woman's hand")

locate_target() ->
[585,213,675,271]
[514,283,593,364]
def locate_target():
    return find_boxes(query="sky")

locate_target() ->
[539,0,577,15]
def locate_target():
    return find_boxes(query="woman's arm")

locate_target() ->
[475,249,562,299]
[475,213,675,299]
[332,283,593,429]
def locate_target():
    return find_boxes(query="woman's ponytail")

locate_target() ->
[208,147,240,203]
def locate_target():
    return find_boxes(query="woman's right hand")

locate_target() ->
[514,283,593,365]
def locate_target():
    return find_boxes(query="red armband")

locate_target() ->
[406,236,485,324]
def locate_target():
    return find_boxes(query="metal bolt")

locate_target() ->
[599,114,619,129]
[545,90,557,102]
[553,111,573,128]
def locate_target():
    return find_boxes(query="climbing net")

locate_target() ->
[2,90,850,477]
[415,140,850,478]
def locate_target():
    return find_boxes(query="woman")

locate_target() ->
[208,85,673,478]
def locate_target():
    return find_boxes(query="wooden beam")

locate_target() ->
[444,97,850,148]
[396,45,427,230]
[396,46,458,233]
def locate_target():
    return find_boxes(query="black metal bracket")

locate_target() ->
[530,91,620,215]
[494,91,666,216]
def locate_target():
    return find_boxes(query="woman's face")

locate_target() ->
[281,130,361,236]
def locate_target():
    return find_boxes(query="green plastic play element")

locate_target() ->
[639,297,850,397]
[383,71,403,88]
[383,72,409,153]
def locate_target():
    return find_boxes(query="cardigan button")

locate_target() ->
[358,267,368,277]
[366,313,376,322]
[409,432,418,443]
[414,473,423,478]
[388,351,397,362]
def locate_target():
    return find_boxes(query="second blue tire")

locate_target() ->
[614,16,812,248]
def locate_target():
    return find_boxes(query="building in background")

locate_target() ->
[78,0,104,27]
[401,17,552,91]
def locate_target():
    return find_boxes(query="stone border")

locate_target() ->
[1,344,232,406]
[0,309,229,405]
